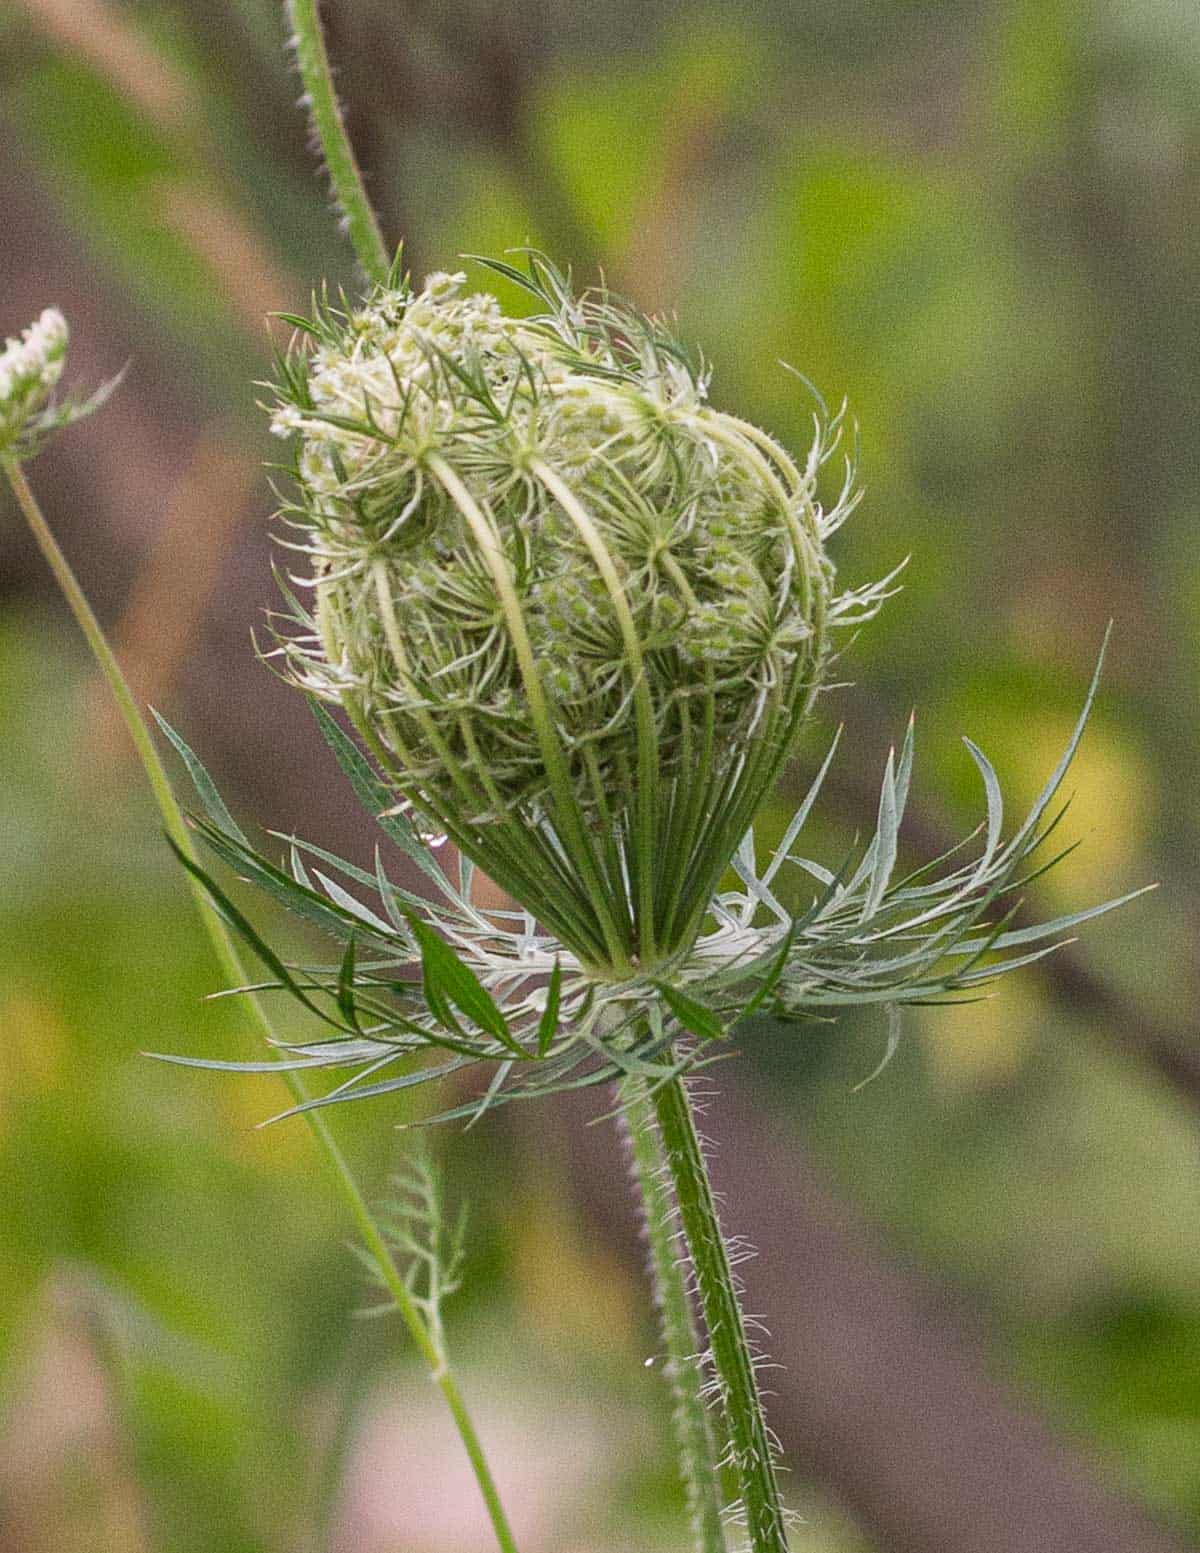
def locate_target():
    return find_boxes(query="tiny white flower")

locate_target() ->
[0,308,68,449]
[0,308,119,460]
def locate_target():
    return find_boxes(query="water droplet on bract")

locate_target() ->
[429,833,448,849]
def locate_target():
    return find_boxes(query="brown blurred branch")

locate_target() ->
[17,0,197,139]
[15,0,298,333]
[82,423,261,763]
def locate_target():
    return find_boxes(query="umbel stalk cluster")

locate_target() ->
[269,256,884,978]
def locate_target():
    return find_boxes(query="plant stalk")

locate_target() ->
[2,454,519,1553]
[286,0,390,284]
[650,1069,790,1553]
[620,1077,728,1553]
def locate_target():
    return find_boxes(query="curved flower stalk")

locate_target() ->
[0,314,520,1553]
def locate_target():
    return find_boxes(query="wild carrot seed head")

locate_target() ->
[268,256,880,968]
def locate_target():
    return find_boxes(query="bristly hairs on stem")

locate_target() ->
[286,0,390,284]
[620,1074,729,1553]
[650,1072,792,1552]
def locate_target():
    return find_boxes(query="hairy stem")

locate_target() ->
[650,1070,789,1553]
[2,455,519,1553]
[620,1077,728,1553]
[286,0,389,283]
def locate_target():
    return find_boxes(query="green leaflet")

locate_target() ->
[405,913,529,1061]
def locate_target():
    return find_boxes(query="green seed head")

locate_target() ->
[269,257,880,970]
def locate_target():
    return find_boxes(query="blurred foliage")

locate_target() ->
[1,0,1198,1548]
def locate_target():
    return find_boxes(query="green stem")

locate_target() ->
[650,1069,790,1553]
[620,1078,728,1553]
[2,455,519,1553]
[286,0,390,284]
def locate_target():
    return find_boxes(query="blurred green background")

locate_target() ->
[1,1,1198,1549]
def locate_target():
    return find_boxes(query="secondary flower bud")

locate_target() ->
[0,309,68,454]
[269,258,880,970]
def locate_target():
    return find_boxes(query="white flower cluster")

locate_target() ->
[0,309,68,452]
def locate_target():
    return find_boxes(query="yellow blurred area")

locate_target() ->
[1002,713,1154,908]
[921,976,1044,1093]
[0,989,69,1122]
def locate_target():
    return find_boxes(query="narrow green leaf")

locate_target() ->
[536,961,562,1058]
[851,1002,903,1092]
[312,868,397,937]
[950,884,1157,955]
[191,815,395,949]
[656,982,726,1043]
[145,1049,371,1073]
[742,922,796,1019]
[310,698,451,888]
[463,1059,515,1130]
[152,711,248,845]
[406,915,528,1059]
[273,312,322,336]
[336,935,362,1031]
[962,736,1004,867]
[1009,628,1109,852]
[166,836,347,1030]
[261,1057,473,1123]
[762,726,842,888]
[464,254,549,300]
[862,748,899,920]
